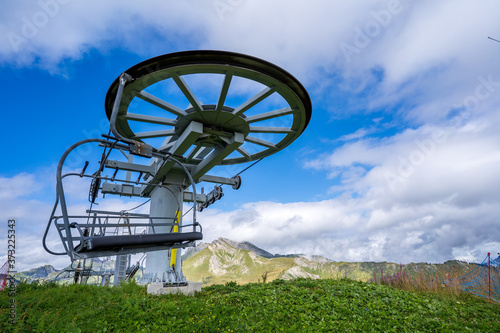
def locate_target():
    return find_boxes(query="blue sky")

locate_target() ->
[1,0,500,271]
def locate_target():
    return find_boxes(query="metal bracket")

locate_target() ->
[101,182,142,197]
[130,141,153,158]
[183,191,207,203]
[191,132,244,181]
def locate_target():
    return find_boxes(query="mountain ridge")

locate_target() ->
[182,237,300,261]
[16,264,58,280]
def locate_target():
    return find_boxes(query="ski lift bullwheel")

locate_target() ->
[104,50,312,165]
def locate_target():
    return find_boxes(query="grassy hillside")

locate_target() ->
[1,278,499,332]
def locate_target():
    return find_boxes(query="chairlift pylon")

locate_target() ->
[43,50,311,286]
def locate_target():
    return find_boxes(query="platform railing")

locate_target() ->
[50,214,202,260]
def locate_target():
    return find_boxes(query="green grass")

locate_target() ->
[1,278,500,332]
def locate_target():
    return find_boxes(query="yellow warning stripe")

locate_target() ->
[170,210,181,268]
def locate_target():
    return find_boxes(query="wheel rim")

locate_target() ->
[105,50,312,165]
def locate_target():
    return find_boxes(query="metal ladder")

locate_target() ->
[113,216,131,286]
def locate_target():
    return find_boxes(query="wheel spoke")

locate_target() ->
[245,107,297,123]
[171,73,203,112]
[233,86,276,116]
[122,113,177,126]
[249,126,295,134]
[236,147,252,160]
[136,90,186,117]
[216,71,233,112]
[245,136,277,149]
[131,129,176,139]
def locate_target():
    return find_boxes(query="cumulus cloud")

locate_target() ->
[0,167,153,271]
[0,171,56,270]
[195,109,500,264]
[0,0,212,71]
[0,173,44,200]
[2,1,499,121]
[299,118,500,262]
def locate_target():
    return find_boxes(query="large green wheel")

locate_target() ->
[105,50,312,165]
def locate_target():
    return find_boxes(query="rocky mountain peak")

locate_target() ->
[216,238,275,259]
[20,265,58,279]
[183,237,277,261]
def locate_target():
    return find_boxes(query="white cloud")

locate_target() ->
[0,168,153,271]
[199,188,500,264]
[0,171,59,271]
[194,112,500,264]
[2,1,499,123]
[296,115,500,262]
[0,173,44,200]
[0,0,212,71]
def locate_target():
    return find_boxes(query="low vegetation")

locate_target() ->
[1,275,500,332]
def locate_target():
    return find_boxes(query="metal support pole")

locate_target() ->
[142,185,184,283]
[488,252,491,303]
[113,153,133,286]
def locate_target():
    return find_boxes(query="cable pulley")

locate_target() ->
[89,177,101,204]
[231,175,241,190]
[198,185,224,212]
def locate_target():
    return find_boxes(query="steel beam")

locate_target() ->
[216,71,233,112]
[183,191,207,203]
[105,160,156,174]
[191,132,244,181]
[132,129,176,139]
[142,121,203,196]
[171,73,203,112]
[122,113,177,126]
[245,136,277,148]
[249,126,296,134]
[101,182,142,197]
[199,174,239,186]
